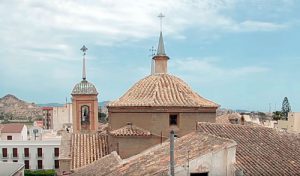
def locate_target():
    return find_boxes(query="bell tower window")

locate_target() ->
[81,105,90,125]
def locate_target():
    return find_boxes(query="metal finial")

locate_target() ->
[80,45,88,56]
[158,13,165,32]
[149,46,156,57]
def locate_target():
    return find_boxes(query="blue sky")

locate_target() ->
[0,0,299,111]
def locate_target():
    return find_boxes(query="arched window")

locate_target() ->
[81,105,90,124]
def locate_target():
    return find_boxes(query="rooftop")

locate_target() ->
[197,122,300,175]
[70,133,109,170]
[73,131,235,176]
[71,80,98,95]
[108,74,218,108]
[0,123,25,133]
[109,123,152,137]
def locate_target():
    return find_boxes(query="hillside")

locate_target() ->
[0,94,43,121]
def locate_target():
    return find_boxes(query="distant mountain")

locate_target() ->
[0,94,43,121]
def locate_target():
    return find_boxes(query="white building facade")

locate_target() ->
[0,140,61,170]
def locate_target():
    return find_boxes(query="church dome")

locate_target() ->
[108,74,218,108]
[72,80,98,95]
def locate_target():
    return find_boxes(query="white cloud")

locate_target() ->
[170,57,270,84]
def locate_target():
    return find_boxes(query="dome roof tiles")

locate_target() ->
[72,80,98,95]
[108,74,218,108]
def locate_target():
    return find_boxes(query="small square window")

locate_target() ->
[169,114,178,126]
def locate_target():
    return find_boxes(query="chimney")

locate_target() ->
[170,130,175,176]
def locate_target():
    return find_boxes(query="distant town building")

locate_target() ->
[42,105,73,131]
[0,139,60,170]
[276,112,300,133]
[0,123,27,141]
[0,124,61,171]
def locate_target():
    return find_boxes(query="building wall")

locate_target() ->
[0,140,61,170]
[109,112,216,137]
[52,104,73,131]
[175,144,236,176]
[288,112,300,133]
[72,95,98,133]
[1,126,28,141]
[109,135,163,159]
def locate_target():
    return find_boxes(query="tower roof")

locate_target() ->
[71,45,98,95]
[108,74,218,108]
[157,32,166,56]
[72,80,98,95]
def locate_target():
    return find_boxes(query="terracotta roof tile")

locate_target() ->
[0,123,25,133]
[71,151,122,176]
[108,74,219,108]
[107,132,235,176]
[70,133,109,170]
[197,122,300,176]
[109,123,151,137]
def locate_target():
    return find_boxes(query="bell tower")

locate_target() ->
[71,45,99,133]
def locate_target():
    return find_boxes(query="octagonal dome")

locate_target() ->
[71,80,98,95]
[108,74,218,108]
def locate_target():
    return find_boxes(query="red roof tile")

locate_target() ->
[197,122,300,176]
[0,123,25,133]
[109,123,151,137]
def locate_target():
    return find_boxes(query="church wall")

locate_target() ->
[109,111,216,137]
[109,135,162,159]
[72,95,98,133]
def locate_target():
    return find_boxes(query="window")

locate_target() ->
[54,148,59,157]
[169,114,178,126]
[13,160,18,162]
[24,160,30,169]
[81,105,90,124]
[7,136,12,140]
[2,148,7,158]
[54,160,59,169]
[37,160,43,169]
[24,148,29,158]
[12,148,18,158]
[37,148,42,157]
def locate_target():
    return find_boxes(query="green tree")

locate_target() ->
[281,97,291,120]
[272,111,283,121]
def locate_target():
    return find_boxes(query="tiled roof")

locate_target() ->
[109,123,151,137]
[106,132,235,176]
[197,122,300,176]
[71,151,122,176]
[216,113,241,124]
[0,123,25,133]
[108,74,218,108]
[70,133,109,170]
[71,80,98,95]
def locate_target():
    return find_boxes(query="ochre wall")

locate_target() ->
[72,95,98,133]
[109,112,216,137]
[110,135,163,159]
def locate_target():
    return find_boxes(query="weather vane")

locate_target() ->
[80,45,88,56]
[149,46,156,57]
[158,13,165,32]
